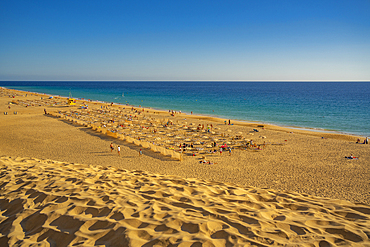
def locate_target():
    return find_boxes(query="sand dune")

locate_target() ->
[1,156,370,246]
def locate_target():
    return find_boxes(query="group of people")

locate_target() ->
[209,147,232,155]
[180,143,194,149]
[110,143,120,155]
[356,137,369,144]
[196,124,213,130]
[168,109,181,116]
[110,143,142,156]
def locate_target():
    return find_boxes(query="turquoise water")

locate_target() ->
[1,81,369,137]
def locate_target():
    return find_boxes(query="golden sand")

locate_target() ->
[1,87,370,246]
[1,156,370,246]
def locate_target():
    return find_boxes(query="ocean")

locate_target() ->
[1,81,369,137]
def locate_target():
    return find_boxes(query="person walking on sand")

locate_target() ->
[228,148,232,156]
[139,149,142,156]
[117,146,120,156]
[110,143,114,152]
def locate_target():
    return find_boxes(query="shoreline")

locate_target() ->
[2,86,367,139]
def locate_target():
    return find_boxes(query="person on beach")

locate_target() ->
[228,119,231,125]
[229,148,232,156]
[139,149,142,156]
[365,137,369,144]
[110,143,114,152]
[117,146,120,156]
[345,154,358,159]
[220,147,222,155]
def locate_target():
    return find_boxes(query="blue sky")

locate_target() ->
[1,0,369,81]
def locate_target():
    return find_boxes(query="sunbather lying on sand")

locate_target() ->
[199,160,213,165]
[345,154,358,159]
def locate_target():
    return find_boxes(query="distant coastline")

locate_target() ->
[1,80,370,82]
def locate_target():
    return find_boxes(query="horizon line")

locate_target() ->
[1,80,370,82]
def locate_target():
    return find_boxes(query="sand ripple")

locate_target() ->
[1,156,370,246]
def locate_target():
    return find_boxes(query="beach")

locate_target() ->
[1,87,370,246]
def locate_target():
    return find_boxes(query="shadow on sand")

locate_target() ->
[45,114,177,162]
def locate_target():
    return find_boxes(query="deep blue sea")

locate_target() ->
[1,81,369,137]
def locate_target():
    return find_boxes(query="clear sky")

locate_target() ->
[1,0,369,81]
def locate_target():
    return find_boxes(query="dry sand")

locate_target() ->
[1,87,370,246]
[1,156,370,246]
